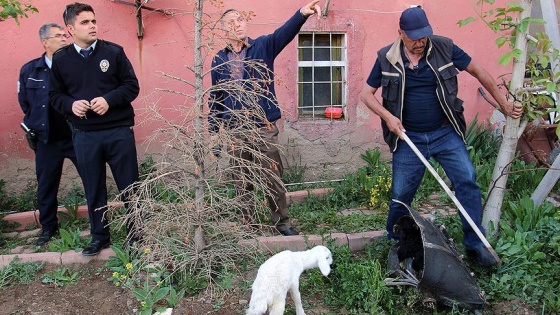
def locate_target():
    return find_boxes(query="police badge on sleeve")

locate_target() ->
[100,59,110,72]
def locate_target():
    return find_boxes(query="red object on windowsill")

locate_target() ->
[325,107,343,119]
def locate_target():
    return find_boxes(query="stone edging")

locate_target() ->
[0,230,386,268]
[1,189,344,266]
[2,189,334,232]
[1,188,458,267]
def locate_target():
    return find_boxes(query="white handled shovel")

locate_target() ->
[400,131,502,266]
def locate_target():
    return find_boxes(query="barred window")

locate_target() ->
[297,33,347,119]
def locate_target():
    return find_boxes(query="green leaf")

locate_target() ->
[531,252,546,260]
[511,48,522,60]
[498,52,512,65]
[457,17,476,27]
[152,287,171,303]
[59,228,71,241]
[131,287,149,301]
[506,245,522,255]
[546,81,556,93]
[495,37,508,48]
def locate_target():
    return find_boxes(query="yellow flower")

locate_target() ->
[120,275,127,280]
[112,272,119,277]
[126,263,133,270]
[144,247,151,254]
[115,282,120,286]
[141,301,147,307]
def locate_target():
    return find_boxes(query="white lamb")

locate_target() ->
[246,245,333,315]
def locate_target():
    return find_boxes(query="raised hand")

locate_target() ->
[300,0,321,19]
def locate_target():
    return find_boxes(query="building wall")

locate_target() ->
[0,0,517,194]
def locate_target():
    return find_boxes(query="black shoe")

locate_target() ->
[0,239,5,247]
[36,228,58,246]
[466,247,499,267]
[82,239,111,256]
[280,227,300,236]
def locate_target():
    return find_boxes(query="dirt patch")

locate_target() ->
[0,261,137,315]
[0,260,326,315]
[491,300,539,315]
[0,257,543,315]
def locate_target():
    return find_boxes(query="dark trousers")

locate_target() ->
[35,139,79,231]
[230,122,291,231]
[73,127,139,241]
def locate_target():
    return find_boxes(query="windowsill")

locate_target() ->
[291,116,347,123]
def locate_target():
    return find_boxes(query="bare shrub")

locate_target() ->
[106,1,286,294]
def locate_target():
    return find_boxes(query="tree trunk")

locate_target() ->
[482,0,532,232]
[193,0,206,239]
[531,153,560,206]
[540,0,560,73]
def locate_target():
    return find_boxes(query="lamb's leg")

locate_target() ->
[268,298,286,315]
[289,280,305,315]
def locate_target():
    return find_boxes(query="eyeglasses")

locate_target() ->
[46,34,70,39]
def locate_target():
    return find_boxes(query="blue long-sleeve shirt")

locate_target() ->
[208,10,308,132]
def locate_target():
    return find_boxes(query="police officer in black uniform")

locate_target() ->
[50,3,140,256]
[18,23,79,246]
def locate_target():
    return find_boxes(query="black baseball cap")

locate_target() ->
[399,7,433,40]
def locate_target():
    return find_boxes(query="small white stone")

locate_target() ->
[153,308,173,315]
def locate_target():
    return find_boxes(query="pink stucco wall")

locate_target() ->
[0,0,513,193]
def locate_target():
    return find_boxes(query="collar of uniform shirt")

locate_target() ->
[73,40,97,54]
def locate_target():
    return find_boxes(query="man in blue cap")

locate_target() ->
[360,6,523,266]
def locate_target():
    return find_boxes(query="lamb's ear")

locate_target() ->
[317,257,331,276]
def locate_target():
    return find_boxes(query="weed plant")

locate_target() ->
[47,227,90,252]
[282,158,307,191]
[41,267,80,287]
[106,245,191,314]
[0,258,44,289]
[299,241,429,314]
[0,179,37,213]
[59,185,86,210]
[483,196,560,312]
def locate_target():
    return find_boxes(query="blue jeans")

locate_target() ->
[387,125,485,250]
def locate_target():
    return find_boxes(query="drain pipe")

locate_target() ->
[322,0,331,17]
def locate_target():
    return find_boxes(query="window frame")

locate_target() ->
[296,32,348,120]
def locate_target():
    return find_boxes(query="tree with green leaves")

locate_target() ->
[0,0,38,24]
[459,0,560,231]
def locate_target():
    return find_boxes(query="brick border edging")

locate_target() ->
[2,189,334,232]
[2,203,120,232]
[0,248,115,267]
[1,188,457,267]
[0,230,386,268]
